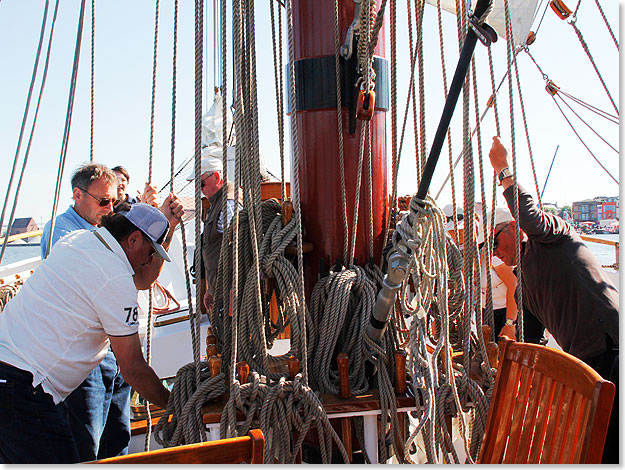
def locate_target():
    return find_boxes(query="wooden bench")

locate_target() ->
[477,338,615,464]
[89,428,264,464]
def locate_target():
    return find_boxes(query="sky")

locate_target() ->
[0,0,619,227]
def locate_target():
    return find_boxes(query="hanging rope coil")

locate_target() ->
[154,362,227,447]
[308,265,377,396]
[220,372,349,463]
[0,281,24,313]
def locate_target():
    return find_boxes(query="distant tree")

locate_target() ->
[544,207,558,216]
[560,206,572,220]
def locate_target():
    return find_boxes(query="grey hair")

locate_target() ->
[70,163,117,193]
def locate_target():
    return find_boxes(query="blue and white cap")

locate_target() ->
[121,203,171,262]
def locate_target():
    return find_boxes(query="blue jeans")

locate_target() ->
[0,361,80,463]
[57,349,131,462]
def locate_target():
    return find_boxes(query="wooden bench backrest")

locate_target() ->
[89,429,264,464]
[477,339,615,464]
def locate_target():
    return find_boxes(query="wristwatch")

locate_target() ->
[498,167,514,185]
[504,318,515,327]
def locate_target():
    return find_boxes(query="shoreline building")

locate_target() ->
[572,196,619,224]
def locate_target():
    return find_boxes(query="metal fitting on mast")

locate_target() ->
[366,248,410,344]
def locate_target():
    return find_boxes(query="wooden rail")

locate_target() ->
[580,235,619,247]
[0,229,43,244]
[580,235,619,269]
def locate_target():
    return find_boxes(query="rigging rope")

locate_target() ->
[379,0,419,261]
[416,0,427,175]
[568,19,618,115]
[333,0,350,263]
[89,0,95,162]
[556,87,619,124]
[269,0,286,201]
[554,94,618,153]
[470,60,495,339]
[594,0,618,51]
[510,48,542,210]
[192,0,205,389]
[142,0,162,450]
[503,0,524,342]
[156,0,510,462]
[46,0,87,259]
[0,0,59,265]
[523,50,618,182]
[549,95,618,184]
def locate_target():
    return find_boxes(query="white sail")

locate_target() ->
[202,91,269,180]
[425,0,540,46]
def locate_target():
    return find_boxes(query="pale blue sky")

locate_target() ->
[0,0,619,225]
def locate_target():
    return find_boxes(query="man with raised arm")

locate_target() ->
[0,198,183,463]
[488,136,619,463]
[111,165,161,209]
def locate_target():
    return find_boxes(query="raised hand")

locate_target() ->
[488,136,512,174]
[138,182,161,207]
[160,192,184,228]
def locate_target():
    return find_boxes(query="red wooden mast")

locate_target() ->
[292,0,388,297]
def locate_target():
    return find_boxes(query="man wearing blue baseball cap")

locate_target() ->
[0,194,183,463]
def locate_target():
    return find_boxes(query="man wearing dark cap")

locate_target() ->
[0,197,183,463]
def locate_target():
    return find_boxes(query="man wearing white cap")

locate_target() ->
[478,207,546,344]
[0,197,183,463]
[489,136,618,463]
[188,156,238,311]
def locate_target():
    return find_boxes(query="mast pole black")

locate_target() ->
[415,0,494,202]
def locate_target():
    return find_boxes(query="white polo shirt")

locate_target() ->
[0,227,139,404]
[480,255,507,310]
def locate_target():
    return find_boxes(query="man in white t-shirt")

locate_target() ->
[0,198,182,463]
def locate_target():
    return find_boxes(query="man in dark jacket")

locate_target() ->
[187,157,237,312]
[488,136,619,463]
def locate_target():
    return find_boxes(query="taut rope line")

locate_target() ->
[0,0,59,265]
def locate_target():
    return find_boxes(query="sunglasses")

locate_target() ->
[492,225,506,251]
[200,173,213,189]
[446,214,464,223]
[80,188,118,207]
[142,234,156,258]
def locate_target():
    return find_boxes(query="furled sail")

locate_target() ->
[425,0,540,46]
[202,91,269,180]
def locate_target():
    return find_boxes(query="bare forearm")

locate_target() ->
[505,290,517,321]
[122,362,170,409]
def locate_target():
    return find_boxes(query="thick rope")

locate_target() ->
[142,0,162,450]
[503,0,524,341]
[510,41,542,209]
[416,0,427,174]
[437,0,459,242]
[0,281,23,312]
[333,0,349,262]
[46,0,87,259]
[89,0,95,162]
[269,0,286,200]
[379,0,418,264]
[189,0,205,420]
[308,265,376,395]
[472,60,494,335]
